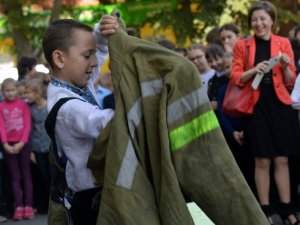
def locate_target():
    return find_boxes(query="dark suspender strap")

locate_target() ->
[45,97,80,169]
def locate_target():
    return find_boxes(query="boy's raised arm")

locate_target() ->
[91,15,119,82]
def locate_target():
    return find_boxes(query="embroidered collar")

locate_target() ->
[51,76,87,95]
[51,76,101,109]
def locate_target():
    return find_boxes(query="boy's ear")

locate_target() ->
[52,50,65,69]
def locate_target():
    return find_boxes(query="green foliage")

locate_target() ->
[0,0,300,57]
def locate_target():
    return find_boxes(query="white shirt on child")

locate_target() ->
[47,24,114,192]
[200,69,215,93]
[291,74,300,122]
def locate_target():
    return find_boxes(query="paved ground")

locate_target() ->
[5,214,47,225]
[1,211,295,225]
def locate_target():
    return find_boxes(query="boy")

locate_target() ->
[42,15,118,225]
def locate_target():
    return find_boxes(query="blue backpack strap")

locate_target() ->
[45,97,81,169]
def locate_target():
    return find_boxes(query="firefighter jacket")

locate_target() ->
[88,14,269,225]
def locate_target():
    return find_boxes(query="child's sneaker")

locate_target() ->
[23,206,34,220]
[13,207,24,221]
[0,215,7,223]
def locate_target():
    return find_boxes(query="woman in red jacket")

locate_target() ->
[231,1,300,224]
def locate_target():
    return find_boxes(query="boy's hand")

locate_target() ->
[99,15,119,36]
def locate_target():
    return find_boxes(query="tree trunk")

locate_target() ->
[49,0,62,23]
[4,1,33,59]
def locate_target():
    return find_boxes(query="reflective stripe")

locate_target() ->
[169,110,219,151]
[116,82,208,187]
[128,98,142,138]
[167,87,208,124]
[141,78,163,97]
[116,99,142,189]
[116,139,138,189]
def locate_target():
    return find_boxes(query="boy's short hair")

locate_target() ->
[205,44,224,60]
[42,19,93,69]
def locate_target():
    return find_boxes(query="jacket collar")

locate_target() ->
[244,33,280,68]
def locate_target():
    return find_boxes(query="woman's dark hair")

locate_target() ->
[17,56,37,79]
[205,44,224,60]
[42,19,93,69]
[248,1,277,29]
[219,23,240,36]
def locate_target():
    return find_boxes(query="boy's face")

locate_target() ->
[60,29,97,88]
[207,55,225,73]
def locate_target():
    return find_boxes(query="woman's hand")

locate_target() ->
[99,15,119,36]
[280,53,290,69]
[253,60,269,75]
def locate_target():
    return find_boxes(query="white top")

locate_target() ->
[47,24,114,192]
[200,69,215,93]
[292,75,300,110]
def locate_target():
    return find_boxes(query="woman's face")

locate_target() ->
[250,9,273,40]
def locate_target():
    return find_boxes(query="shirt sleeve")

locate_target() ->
[91,23,109,83]
[61,99,114,139]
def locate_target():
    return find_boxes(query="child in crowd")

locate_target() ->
[25,78,50,214]
[0,78,33,220]
[94,72,112,109]
[219,23,240,53]
[206,44,228,112]
[16,80,27,100]
[42,15,117,225]
[187,44,215,93]
[217,53,255,192]
[17,56,37,81]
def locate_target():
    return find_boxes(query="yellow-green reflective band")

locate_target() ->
[169,111,219,151]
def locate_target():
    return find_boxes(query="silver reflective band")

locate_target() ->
[141,78,163,97]
[128,98,142,138]
[116,139,138,189]
[116,98,142,188]
[167,87,208,124]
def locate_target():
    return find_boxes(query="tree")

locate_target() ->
[0,0,62,60]
[146,0,300,45]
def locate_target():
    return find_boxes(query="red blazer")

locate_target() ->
[231,33,296,105]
